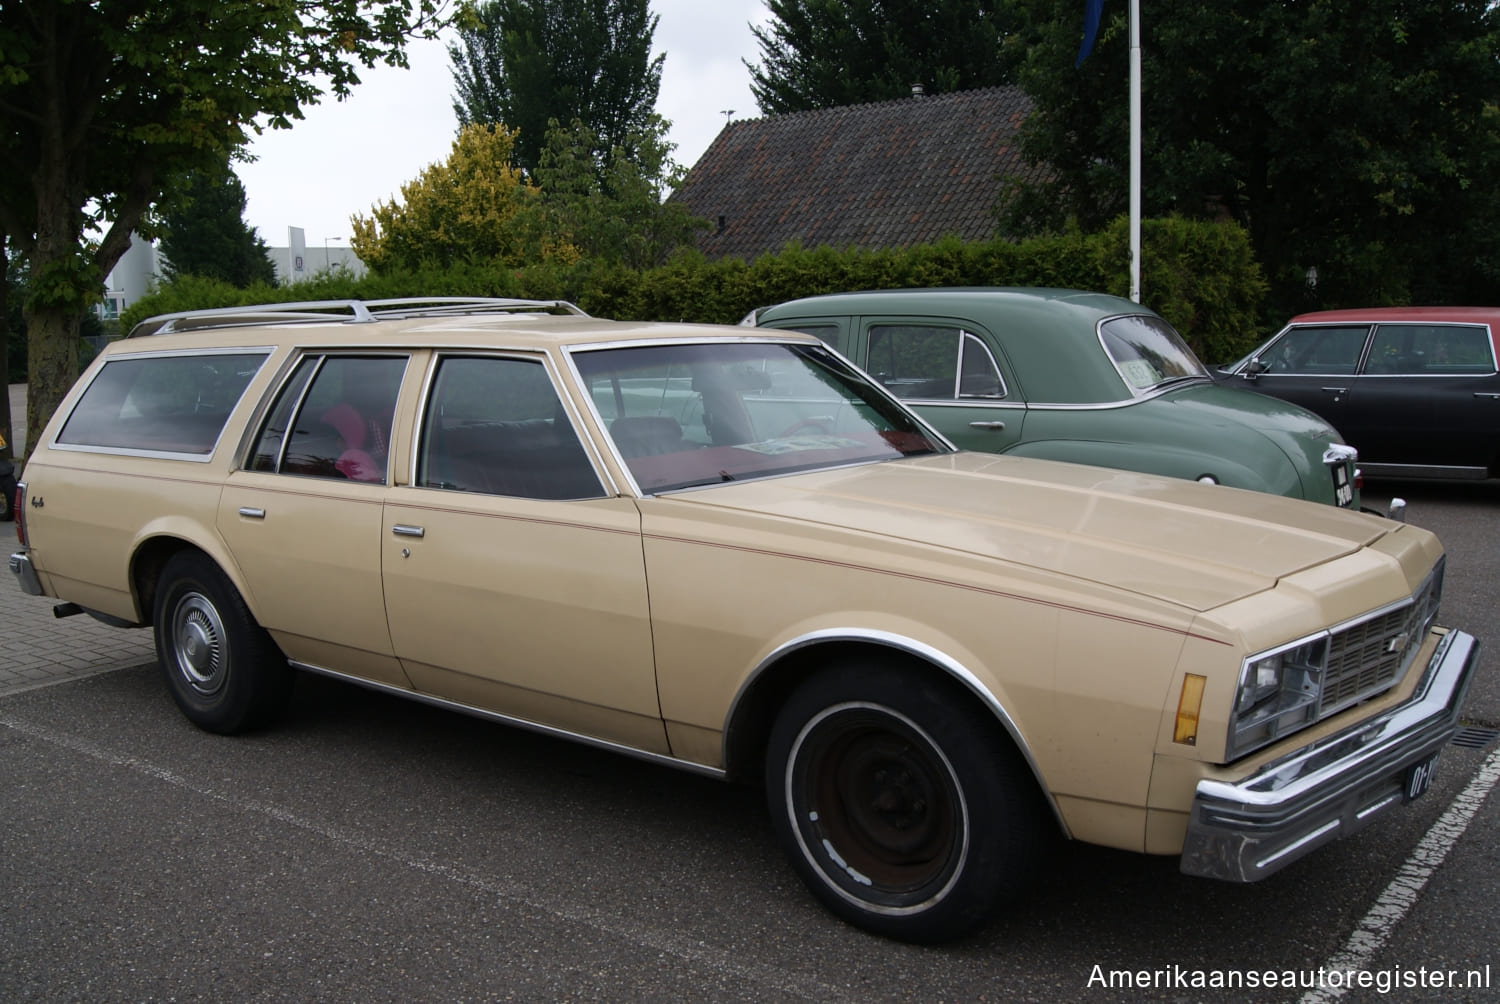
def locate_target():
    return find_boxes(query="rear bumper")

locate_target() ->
[1181,628,1479,882]
[10,550,43,596]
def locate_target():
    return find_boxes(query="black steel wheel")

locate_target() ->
[152,551,291,734]
[766,661,1047,941]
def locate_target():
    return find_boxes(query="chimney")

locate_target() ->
[911,83,925,97]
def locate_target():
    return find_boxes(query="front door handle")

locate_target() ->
[237,507,266,519]
[968,421,1007,431]
[391,524,426,538]
[1320,386,1348,394]
[1475,392,1500,399]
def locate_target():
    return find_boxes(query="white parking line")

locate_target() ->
[1301,744,1500,1004]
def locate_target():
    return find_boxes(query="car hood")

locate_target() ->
[660,451,1390,612]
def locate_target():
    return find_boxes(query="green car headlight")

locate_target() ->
[1230,634,1329,758]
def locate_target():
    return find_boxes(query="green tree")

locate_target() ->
[1004,0,1500,316]
[449,0,663,176]
[350,123,577,271]
[748,0,1027,114]
[160,162,278,288]
[0,1,458,456]
[534,116,706,269]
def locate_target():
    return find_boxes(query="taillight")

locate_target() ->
[14,481,26,546]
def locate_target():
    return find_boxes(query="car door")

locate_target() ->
[218,352,412,687]
[1239,323,1372,436]
[856,318,1025,451]
[1343,322,1500,469]
[379,353,667,754]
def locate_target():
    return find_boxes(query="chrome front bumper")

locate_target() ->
[10,550,43,596]
[1181,628,1479,882]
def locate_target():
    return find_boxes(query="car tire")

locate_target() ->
[152,551,291,734]
[765,660,1048,942]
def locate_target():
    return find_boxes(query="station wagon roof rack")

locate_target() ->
[126,297,589,338]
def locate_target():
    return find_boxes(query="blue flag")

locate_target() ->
[1077,0,1104,66]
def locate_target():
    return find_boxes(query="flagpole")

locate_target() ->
[1129,0,1141,303]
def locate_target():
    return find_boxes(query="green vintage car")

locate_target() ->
[756,288,1360,508]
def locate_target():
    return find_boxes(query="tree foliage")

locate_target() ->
[0,0,457,455]
[1003,0,1500,316]
[534,117,706,270]
[748,0,1028,114]
[160,162,277,288]
[449,0,663,176]
[350,123,577,272]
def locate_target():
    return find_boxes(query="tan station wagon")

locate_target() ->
[9,298,1479,942]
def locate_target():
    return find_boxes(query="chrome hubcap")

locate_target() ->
[172,593,227,695]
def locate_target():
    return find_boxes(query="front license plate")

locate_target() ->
[1331,464,1354,507]
[1403,753,1439,803]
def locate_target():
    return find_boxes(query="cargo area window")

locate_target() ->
[56,351,269,457]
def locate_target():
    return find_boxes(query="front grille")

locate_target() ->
[1320,559,1444,716]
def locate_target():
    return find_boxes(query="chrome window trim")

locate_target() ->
[724,627,1069,836]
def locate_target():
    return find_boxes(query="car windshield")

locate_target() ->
[571,341,949,493]
[1099,314,1208,393]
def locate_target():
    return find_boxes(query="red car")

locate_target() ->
[1217,307,1500,480]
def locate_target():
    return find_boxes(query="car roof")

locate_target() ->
[1286,306,1500,326]
[756,287,1166,404]
[758,287,1151,322]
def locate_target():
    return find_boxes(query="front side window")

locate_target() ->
[573,341,946,494]
[250,355,407,482]
[417,356,602,500]
[56,351,269,456]
[1099,315,1208,392]
[866,325,1005,400]
[1256,325,1369,376]
[1367,324,1497,375]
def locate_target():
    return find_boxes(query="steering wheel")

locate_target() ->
[778,418,833,437]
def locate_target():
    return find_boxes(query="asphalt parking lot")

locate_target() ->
[1,477,1496,1002]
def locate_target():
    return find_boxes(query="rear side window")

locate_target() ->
[250,355,407,482]
[56,351,269,457]
[866,325,1006,400]
[1366,324,1497,375]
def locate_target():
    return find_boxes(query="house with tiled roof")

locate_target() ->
[669,86,1044,261]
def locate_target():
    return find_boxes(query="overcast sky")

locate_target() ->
[237,1,772,249]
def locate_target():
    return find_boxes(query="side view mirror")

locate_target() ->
[1242,358,1269,380]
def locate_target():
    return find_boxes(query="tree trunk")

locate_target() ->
[24,304,78,456]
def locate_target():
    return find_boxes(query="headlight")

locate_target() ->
[1230,634,1328,758]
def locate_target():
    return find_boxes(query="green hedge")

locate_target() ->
[121,217,1269,363]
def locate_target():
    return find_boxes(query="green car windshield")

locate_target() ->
[572,341,949,493]
[1100,315,1209,393]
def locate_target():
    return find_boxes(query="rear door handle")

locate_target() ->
[391,524,426,538]
[1476,392,1500,399]
[1320,386,1347,394]
[237,507,266,519]
[968,421,1007,431]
